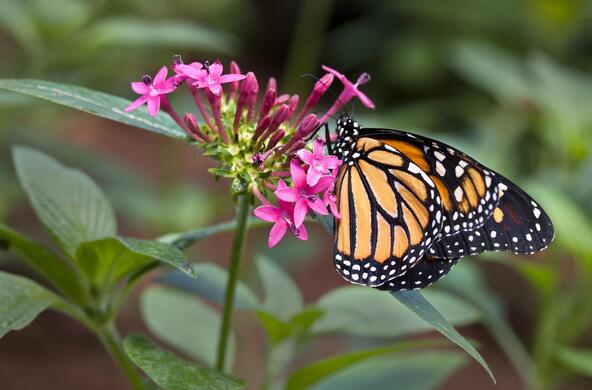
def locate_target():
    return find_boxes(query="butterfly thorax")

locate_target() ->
[333,115,361,162]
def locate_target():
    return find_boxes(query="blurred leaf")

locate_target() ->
[0,91,33,108]
[285,339,449,390]
[557,347,592,377]
[76,236,194,287]
[0,80,187,140]
[392,289,495,382]
[0,271,59,338]
[312,286,480,337]
[156,263,258,309]
[13,146,116,258]
[257,256,303,322]
[254,311,293,345]
[0,0,42,58]
[0,223,88,305]
[439,261,539,388]
[141,286,235,369]
[124,333,245,390]
[81,17,237,54]
[29,0,92,30]
[527,182,592,261]
[449,40,529,101]
[310,351,466,390]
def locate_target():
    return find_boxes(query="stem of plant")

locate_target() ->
[97,323,145,390]
[216,194,251,371]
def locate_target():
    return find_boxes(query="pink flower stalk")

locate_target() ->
[253,200,308,247]
[125,67,176,117]
[275,162,333,227]
[320,65,375,123]
[297,139,341,186]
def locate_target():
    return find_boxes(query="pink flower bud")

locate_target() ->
[266,129,285,150]
[287,95,300,119]
[259,88,276,122]
[229,61,241,99]
[295,73,334,124]
[183,113,208,142]
[275,94,289,106]
[253,115,271,140]
[233,72,258,132]
[267,77,277,92]
[296,114,321,139]
[258,105,289,143]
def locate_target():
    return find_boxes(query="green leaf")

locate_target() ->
[0,223,88,305]
[254,311,293,345]
[257,256,303,322]
[312,286,480,337]
[309,351,466,390]
[392,289,495,383]
[0,271,59,338]
[285,339,450,390]
[141,287,235,369]
[157,263,258,309]
[0,80,187,140]
[75,236,194,287]
[81,17,237,54]
[13,146,117,258]
[557,347,592,377]
[124,333,245,390]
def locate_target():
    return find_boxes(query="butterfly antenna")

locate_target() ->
[301,73,350,119]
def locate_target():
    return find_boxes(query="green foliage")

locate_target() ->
[257,256,304,322]
[0,80,186,140]
[0,223,88,305]
[141,286,236,370]
[123,334,246,390]
[308,351,466,390]
[13,145,117,258]
[0,271,59,338]
[557,347,592,378]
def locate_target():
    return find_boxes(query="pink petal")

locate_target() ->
[322,156,341,170]
[292,223,308,241]
[153,66,168,84]
[275,187,299,202]
[209,63,223,79]
[296,149,314,165]
[329,199,340,219]
[175,64,205,79]
[294,199,309,227]
[290,160,307,189]
[124,95,148,112]
[306,169,323,187]
[310,175,334,194]
[209,83,222,96]
[157,79,177,94]
[131,82,150,94]
[313,139,325,156]
[147,96,161,117]
[321,65,352,86]
[268,220,288,248]
[254,205,281,222]
[307,196,328,215]
[356,90,375,109]
[219,74,246,84]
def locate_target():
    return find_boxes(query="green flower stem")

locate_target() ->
[216,194,251,371]
[97,324,145,390]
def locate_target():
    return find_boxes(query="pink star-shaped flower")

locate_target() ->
[193,61,246,96]
[275,161,333,227]
[253,200,308,248]
[172,61,204,85]
[297,139,341,186]
[322,65,375,109]
[124,66,176,117]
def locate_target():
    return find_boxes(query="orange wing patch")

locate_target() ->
[381,140,430,171]
[350,168,372,259]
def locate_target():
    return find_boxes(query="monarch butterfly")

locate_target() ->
[326,115,554,291]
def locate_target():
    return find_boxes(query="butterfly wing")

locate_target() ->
[428,177,554,257]
[362,128,500,238]
[333,137,443,287]
[360,127,554,258]
[375,256,460,291]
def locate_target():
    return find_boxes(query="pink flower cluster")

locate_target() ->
[123,57,375,248]
[254,140,341,247]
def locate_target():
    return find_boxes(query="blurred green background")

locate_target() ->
[0,0,591,389]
